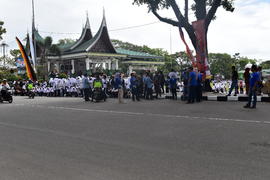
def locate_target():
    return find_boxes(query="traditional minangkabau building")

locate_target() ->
[34,12,164,76]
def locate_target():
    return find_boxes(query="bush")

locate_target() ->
[0,69,20,81]
[58,73,68,79]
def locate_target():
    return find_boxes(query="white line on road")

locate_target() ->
[11,104,269,125]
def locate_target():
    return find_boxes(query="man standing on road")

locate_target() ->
[244,65,259,109]
[114,72,124,103]
[82,74,90,101]
[227,66,239,96]
[130,72,140,101]
[244,67,250,95]
[187,67,196,104]
[145,72,154,100]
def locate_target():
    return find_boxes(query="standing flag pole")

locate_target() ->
[32,0,37,73]
[16,37,37,81]
[29,34,36,72]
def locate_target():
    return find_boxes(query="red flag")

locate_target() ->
[178,27,196,67]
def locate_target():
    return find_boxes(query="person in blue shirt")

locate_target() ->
[244,65,259,109]
[169,75,177,100]
[82,73,90,101]
[144,72,153,100]
[182,69,189,101]
[196,69,203,102]
[114,72,124,103]
[187,67,197,103]
[130,72,140,101]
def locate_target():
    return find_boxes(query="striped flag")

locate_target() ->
[178,27,196,67]
[16,37,37,81]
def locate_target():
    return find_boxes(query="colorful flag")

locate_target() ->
[178,27,196,67]
[16,37,37,81]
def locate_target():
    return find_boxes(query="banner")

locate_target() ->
[178,28,196,67]
[29,34,36,69]
[192,20,211,79]
[16,37,37,81]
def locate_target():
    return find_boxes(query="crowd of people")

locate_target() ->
[0,68,205,104]
[1,65,269,108]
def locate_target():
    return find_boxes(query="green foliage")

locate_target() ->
[0,56,16,67]
[0,68,19,81]
[260,61,270,69]
[10,49,21,59]
[208,53,234,79]
[58,73,68,79]
[208,53,258,79]
[112,39,180,73]
[36,36,60,79]
[58,38,75,46]
[132,0,171,11]
[0,21,6,40]
[112,39,167,56]
[133,0,234,12]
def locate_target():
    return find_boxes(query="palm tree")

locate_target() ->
[37,36,60,79]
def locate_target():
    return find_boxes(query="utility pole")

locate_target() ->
[0,41,8,67]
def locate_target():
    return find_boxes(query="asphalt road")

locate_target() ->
[0,96,270,180]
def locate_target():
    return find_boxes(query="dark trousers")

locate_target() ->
[84,88,90,101]
[171,88,177,100]
[155,85,161,98]
[196,85,202,102]
[146,88,153,100]
[247,88,257,107]
[144,86,148,99]
[245,83,250,95]
[160,83,165,93]
[131,87,140,101]
[182,85,188,101]
[188,86,196,103]
[228,80,238,95]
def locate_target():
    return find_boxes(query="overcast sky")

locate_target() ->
[0,0,269,61]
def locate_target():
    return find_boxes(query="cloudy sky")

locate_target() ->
[0,0,270,61]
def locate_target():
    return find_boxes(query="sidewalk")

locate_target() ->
[165,92,270,102]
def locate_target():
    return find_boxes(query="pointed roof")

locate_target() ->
[33,28,44,43]
[85,10,116,53]
[67,14,93,51]
[63,11,116,54]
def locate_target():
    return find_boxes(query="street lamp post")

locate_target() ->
[0,41,9,67]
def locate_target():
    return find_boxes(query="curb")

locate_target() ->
[165,95,270,102]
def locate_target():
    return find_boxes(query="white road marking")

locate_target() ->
[10,103,270,125]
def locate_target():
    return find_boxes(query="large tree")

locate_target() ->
[0,21,6,40]
[133,0,235,69]
[36,36,60,79]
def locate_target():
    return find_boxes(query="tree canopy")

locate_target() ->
[0,20,6,40]
[260,60,270,69]
[133,0,235,49]
[57,38,75,46]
